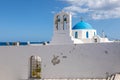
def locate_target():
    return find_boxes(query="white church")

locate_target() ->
[0,11,120,80]
[50,11,110,45]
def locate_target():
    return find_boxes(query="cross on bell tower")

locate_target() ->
[80,17,83,21]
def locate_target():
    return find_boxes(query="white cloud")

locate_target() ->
[60,0,120,19]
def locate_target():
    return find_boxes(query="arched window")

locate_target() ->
[94,38,97,42]
[63,15,67,30]
[75,31,78,38]
[86,31,89,38]
[30,56,41,79]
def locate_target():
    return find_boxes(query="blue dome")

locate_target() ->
[72,21,93,30]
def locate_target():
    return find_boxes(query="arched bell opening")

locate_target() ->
[55,15,61,30]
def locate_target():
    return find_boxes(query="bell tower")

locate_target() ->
[50,11,73,45]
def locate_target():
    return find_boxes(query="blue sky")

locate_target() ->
[0,0,120,42]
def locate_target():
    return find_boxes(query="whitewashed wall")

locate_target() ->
[0,42,120,80]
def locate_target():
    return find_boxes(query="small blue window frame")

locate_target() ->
[75,32,78,38]
[86,31,89,38]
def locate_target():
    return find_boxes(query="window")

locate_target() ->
[94,38,97,42]
[86,31,89,38]
[30,56,41,79]
[94,32,96,36]
[75,31,78,38]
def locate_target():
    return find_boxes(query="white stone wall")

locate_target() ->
[0,43,120,80]
[44,79,106,80]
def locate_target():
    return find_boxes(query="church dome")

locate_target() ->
[72,21,93,30]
